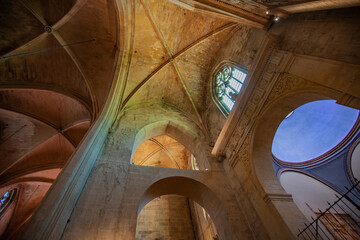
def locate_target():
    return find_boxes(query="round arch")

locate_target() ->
[252,92,336,195]
[251,91,335,236]
[138,176,238,240]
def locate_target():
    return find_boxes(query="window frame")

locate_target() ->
[210,61,248,117]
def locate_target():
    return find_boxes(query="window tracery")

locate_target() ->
[212,63,247,116]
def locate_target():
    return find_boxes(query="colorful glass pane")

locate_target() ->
[0,189,15,213]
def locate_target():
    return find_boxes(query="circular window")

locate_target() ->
[272,100,359,164]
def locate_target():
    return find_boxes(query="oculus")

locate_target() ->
[272,100,359,164]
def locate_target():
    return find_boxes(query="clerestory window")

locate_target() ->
[212,64,247,116]
[0,189,16,216]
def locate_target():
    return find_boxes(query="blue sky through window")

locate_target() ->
[272,100,359,163]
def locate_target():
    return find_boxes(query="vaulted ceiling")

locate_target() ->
[132,135,190,169]
[0,0,117,237]
[1,0,359,238]
[121,0,243,135]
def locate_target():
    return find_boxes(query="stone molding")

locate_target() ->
[212,34,281,160]
[338,93,360,110]
[263,193,293,204]
[168,0,268,28]
[226,57,335,168]
[227,41,284,168]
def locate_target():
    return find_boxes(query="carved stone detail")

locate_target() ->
[227,55,326,168]
[263,72,318,107]
[231,135,251,168]
[227,50,285,167]
[263,193,293,204]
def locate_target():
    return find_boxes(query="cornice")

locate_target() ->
[263,193,293,204]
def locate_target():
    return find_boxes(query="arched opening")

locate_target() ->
[131,126,218,239]
[272,100,359,164]
[138,177,238,240]
[270,99,360,238]
[136,194,218,240]
[131,120,211,170]
[348,138,360,189]
[252,92,332,236]
[211,62,248,116]
[132,135,191,169]
[279,171,360,239]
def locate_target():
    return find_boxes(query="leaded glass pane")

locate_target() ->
[214,65,247,113]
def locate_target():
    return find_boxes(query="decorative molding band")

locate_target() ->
[212,34,281,160]
[338,93,360,110]
[228,69,330,168]
[226,37,284,168]
[263,193,293,204]
[168,0,268,29]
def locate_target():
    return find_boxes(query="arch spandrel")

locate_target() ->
[103,104,213,167]
[131,120,214,171]
[225,71,354,239]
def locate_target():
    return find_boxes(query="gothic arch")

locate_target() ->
[132,120,212,170]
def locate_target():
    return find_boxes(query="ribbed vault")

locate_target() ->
[0,0,118,237]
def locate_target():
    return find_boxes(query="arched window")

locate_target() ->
[212,63,247,116]
[0,189,16,216]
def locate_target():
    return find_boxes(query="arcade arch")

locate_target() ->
[251,87,360,237]
[251,92,335,236]
[138,177,238,240]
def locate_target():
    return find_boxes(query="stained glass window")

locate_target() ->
[0,192,10,207]
[0,189,15,215]
[214,65,247,115]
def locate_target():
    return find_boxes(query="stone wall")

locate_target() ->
[189,201,218,240]
[270,7,360,64]
[135,195,195,240]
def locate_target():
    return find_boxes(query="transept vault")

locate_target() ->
[0,0,360,239]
